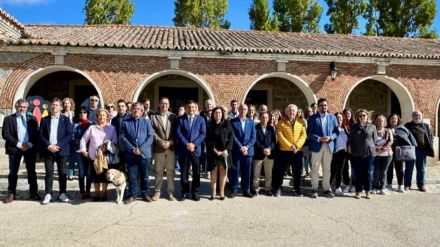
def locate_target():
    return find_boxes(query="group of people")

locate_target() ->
[2,94,435,204]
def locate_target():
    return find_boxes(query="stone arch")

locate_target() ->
[243,72,317,107]
[12,65,104,111]
[133,69,216,104]
[343,75,415,122]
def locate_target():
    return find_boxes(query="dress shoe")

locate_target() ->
[404,186,411,191]
[209,196,215,201]
[229,192,237,198]
[29,193,41,201]
[219,197,225,201]
[243,192,254,198]
[266,190,273,196]
[4,194,14,203]
[124,197,135,204]
[143,195,152,202]
[152,192,160,201]
[180,194,188,201]
[168,194,176,201]
[192,193,200,201]
[419,186,427,192]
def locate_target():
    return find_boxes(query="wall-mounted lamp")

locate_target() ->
[330,61,338,81]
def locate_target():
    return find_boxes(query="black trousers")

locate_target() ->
[179,154,200,195]
[330,149,346,188]
[272,150,303,193]
[44,154,67,195]
[387,157,404,186]
[8,150,38,195]
[342,153,351,185]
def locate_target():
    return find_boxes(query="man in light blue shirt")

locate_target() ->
[2,99,40,203]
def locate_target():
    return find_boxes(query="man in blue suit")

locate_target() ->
[39,98,73,204]
[120,102,155,204]
[230,104,256,198]
[175,100,206,201]
[307,98,339,198]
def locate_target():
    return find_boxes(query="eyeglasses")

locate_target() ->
[90,99,99,102]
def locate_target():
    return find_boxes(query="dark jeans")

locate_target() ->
[373,156,392,190]
[330,149,346,188]
[230,155,253,193]
[342,153,351,185]
[179,154,200,195]
[127,156,151,198]
[76,153,91,193]
[352,156,374,193]
[272,150,303,193]
[44,154,68,195]
[8,150,38,195]
[68,142,76,177]
[404,149,427,188]
[387,158,404,186]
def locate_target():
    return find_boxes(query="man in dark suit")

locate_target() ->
[111,99,130,172]
[175,100,206,201]
[252,112,276,196]
[39,98,73,204]
[230,103,256,198]
[120,102,155,204]
[151,97,177,201]
[404,110,435,192]
[2,99,40,203]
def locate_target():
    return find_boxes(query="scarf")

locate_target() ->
[80,118,90,129]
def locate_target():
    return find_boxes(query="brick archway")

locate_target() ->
[11,65,104,111]
[132,69,216,104]
[243,72,317,106]
[343,75,415,122]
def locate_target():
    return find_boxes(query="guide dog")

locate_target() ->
[105,169,127,204]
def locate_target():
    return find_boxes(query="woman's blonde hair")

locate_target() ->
[95,108,109,120]
[355,109,371,123]
[375,114,387,127]
[62,97,75,112]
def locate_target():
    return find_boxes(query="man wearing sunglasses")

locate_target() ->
[87,95,100,124]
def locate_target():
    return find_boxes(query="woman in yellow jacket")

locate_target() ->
[271,104,307,197]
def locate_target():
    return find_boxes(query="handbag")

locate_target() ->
[395,145,416,161]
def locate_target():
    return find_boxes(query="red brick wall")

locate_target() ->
[1,53,439,129]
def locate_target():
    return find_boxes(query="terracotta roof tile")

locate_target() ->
[0,24,439,59]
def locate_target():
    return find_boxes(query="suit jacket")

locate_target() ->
[349,123,377,157]
[230,117,256,157]
[2,113,39,155]
[120,116,154,159]
[39,114,73,157]
[307,113,339,153]
[151,112,176,153]
[111,113,131,137]
[404,121,434,157]
[175,114,206,157]
[254,124,277,160]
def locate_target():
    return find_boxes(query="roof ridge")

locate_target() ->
[0,8,25,30]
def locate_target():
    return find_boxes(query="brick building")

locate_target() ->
[0,9,439,162]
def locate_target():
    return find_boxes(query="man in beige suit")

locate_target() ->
[151,97,177,201]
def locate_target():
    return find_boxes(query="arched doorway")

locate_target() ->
[244,72,316,111]
[13,65,103,112]
[134,71,214,114]
[27,71,99,108]
[344,76,414,122]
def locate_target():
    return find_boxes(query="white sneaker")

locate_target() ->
[335,187,343,196]
[398,185,405,193]
[379,190,387,195]
[59,193,70,203]
[42,194,52,205]
[343,186,350,193]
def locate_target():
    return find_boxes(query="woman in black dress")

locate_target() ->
[206,107,234,200]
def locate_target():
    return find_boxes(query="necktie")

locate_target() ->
[21,115,27,128]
